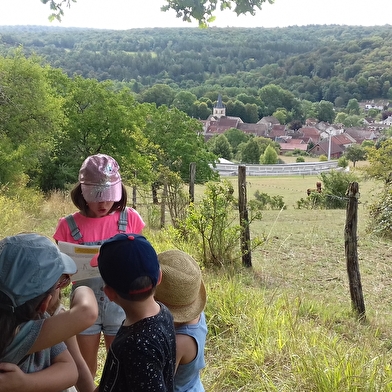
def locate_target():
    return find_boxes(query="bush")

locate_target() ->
[338,156,349,168]
[169,180,264,267]
[250,191,286,211]
[368,185,392,239]
[320,170,359,209]
[319,155,328,161]
[296,170,359,209]
[296,156,305,163]
[260,145,279,164]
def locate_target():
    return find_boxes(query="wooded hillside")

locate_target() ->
[1,25,391,106]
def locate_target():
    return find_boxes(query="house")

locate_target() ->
[237,122,268,137]
[344,128,379,144]
[382,116,392,126]
[361,100,389,111]
[305,118,318,126]
[203,116,243,140]
[257,116,280,131]
[308,134,354,158]
[318,124,344,139]
[278,138,308,154]
[268,124,286,140]
[293,126,321,144]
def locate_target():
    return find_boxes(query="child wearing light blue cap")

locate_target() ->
[0,233,98,391]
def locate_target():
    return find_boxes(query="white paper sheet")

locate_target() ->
[57,241,101,281]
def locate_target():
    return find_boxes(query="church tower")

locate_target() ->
[213,94,226,119]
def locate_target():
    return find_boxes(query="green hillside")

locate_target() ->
[1,24,392,106]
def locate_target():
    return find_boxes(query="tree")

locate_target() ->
[255,137,280,155]
[344,144,366,167]
[42,0,273,27]
[289,120,303,131]
[316,100,335,123]
[142,105,217,184]
[272,108,288,124]
[346,98,360,115]
[244,103,259,123]
[260,144,278,164]
[139,84,176,107]
[40,74,153,190]
[300,100,318,121]
[241,139,261,164]
[172,91,198,116]
[0,52,65,187]
[364,139,392,183]
[224,128,250,155]
[259,84,297,116]
[207,134,232,160]
[192,101,212,119]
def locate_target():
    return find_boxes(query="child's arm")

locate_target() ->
[65,334,96,392]
[29,286,98,354]
[175,333,198,372]
[0,350,77,392]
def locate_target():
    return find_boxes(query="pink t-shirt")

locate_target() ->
[53,208,145,244]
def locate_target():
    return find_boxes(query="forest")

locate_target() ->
[1,24,392,197]
[1,24,392,112]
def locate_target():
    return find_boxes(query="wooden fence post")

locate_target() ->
[238,165,252,268]
[189,162,196,204]
[160,180,167,229]
[345,181,365,321]
[132,170,137,209]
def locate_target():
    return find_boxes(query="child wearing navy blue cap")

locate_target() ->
[92,233,176,392]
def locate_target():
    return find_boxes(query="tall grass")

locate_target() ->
[2,173,392,391]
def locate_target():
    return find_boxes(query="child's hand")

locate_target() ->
[0,363,28,391]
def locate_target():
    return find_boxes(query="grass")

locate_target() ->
[2,168,392,391]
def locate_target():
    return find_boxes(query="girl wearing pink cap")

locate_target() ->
[53,154,145,378]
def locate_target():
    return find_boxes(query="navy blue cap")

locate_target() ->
[97,234,160,295]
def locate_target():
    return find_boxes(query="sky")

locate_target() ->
[0,0,391,30]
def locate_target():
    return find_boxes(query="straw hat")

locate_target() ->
[155,250,206,323]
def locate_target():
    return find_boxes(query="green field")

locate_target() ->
[3,172,392,391]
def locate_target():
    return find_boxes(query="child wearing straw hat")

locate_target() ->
[155,250,208,392]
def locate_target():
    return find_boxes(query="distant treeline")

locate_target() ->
[1,25,392,110]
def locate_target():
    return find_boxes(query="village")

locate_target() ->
[202,95,391,159]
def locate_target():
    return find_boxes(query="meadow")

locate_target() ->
[2,168,392,391]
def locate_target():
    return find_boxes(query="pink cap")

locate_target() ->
[79,154,122,203]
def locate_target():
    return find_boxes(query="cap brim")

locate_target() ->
[81,182,122,203]
[90,253,99,268]
[61,252,77,275]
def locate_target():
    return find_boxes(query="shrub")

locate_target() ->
[296,170,359,209]
[296,156,305,163]
[338,156,349,168]
[169,180,263,267]
[260,145,279,164]
[368,185,392,239]
[250,191,286,211]
[319,155,328,161]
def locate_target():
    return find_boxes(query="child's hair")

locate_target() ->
[115,276,156,302]
[71,183,128,215]
[47,289,62,316]
[0,287,55,357]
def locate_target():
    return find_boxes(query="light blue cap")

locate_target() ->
[0,233,77,308]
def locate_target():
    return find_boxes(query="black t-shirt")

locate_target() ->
[99,302,176,392]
